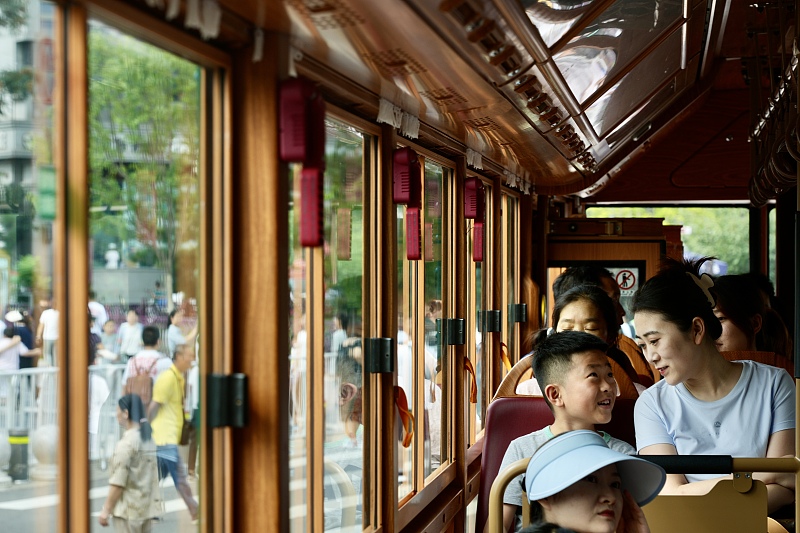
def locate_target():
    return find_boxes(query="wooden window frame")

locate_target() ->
[60,2,231,531]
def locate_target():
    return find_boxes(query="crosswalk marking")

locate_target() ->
[90,498,186,517]
[0,478,184,512]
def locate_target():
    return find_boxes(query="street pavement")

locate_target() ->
[0,461,198,532]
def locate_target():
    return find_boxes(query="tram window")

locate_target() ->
[502,194,520,375]
[289,118,370,532]
[396,156,453,502]
[587,207,751,274]
[422,161,448,481]
[466,179,492,445]
[0,2,59,530]
[88,19,203,531]
[397,197,413,501]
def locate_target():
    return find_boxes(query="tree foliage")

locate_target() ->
[587,206,750,274]
[88,26,200,278]
[0,0,30,115]
[0,0,27,30]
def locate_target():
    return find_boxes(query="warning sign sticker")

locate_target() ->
[615,269,636,292]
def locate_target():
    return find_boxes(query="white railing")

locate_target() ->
[0,364,128,464]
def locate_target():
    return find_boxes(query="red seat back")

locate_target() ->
[475,396,636,533]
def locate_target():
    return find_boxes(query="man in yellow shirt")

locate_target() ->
[148,343,198,521]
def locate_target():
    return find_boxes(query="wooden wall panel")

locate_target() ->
[230,32,290,531]
[547,241,664,281]
[64,5,90,532]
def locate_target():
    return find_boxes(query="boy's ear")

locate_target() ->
[340,383,357,405]
[544,383,563,407]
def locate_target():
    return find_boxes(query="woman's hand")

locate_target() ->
[617,490,650,533]
[97,508,110,527]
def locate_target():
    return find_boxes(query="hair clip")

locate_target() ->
[686,272,715,308]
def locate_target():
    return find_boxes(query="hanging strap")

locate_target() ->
[465,357,477,404]
[394,386,415,448]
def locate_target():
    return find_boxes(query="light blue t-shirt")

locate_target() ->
[634,360,795,482]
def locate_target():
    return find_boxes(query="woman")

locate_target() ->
[116,309,144,364]
[632,257,795,513]
[711,274,792,358]
[98,394,162,531]
[524,430,665,533]
[167,309,198,357]
[518,284,644,397]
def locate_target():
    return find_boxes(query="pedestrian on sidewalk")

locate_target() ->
[98,393,162,532]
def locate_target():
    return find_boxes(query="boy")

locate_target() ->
[497,331,635,533]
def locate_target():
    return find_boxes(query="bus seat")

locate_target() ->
[476,396,552,533]
[486,459,776,533]
[721,350,793,374]
[643,478,770,533]
[494,353,534,399]
[475,396,637,533]
[495,352,640,401]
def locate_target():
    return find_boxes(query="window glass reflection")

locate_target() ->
[552,0,683,103]
[422,161,445,479]
[396,201,414,501]
[88,19,201,531]
[0,2,58,531]
[466,179,491,443]
[289,118,368,532]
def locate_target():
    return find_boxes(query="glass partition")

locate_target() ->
[552,0,683,103]
[466,179,492,444]
[289,117,370,532]
[0,1,59,530]
[422,160,446,480]
[396,193,414,501]
[88,18,202,531]
[503,194,520,367]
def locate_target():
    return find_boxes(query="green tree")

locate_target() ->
[0,0,32,115]
[88,26,200,283]
[16,253,37,290]
[0,0,26,30]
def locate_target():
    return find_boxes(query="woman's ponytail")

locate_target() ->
[118,393,152,442]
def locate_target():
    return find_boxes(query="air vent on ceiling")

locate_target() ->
[363,48,427,77]
[463,116,501,131]
[288,0,366,29]
[419,87,468,107]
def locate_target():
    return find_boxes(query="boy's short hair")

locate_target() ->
[532,331,608,409]
[142,325,160,347]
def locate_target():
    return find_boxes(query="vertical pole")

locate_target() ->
[748,205,768,274]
